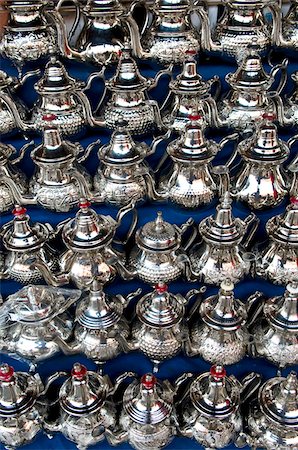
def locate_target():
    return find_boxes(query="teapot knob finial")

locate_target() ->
[12,205,27,217]
[210,365,226,381]
[79,198,91,210]
[141,373,157,390]
[0,364,14,382]
[155,282,168,294]
[71,363,87,381]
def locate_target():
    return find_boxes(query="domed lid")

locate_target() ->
[260,372,298,426]
[107,44,149,91]
[155,0,189,12]
[267,198,298,245]
[167,115,217,162]
[2,206,50,252]
[239,114,289,163]
[60,363,106,416]
[84,0,123,14]
[226,45,272,90]
[169,52,208,95]
[0,364,38,416]
[33,122,76,162]
[35,54,79,93]
[190,365,240,418]
[136,212,181,251]
[0,286,80,326]
[123,374,173,424]
[136,283,184,327]
[76,280,123,329]
[200,280,247,330]
[264,282,298,331]
[100,121,148,165]
[62,200,116,250]
[199,193,247,244]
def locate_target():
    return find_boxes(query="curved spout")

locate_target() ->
[73,90,102,128]
[31,259,69,286]
[77,139,101,164]
[0,92,34,132]
[50,8,83,61]
[205,97,226,128]
[143,171,168,201]
[115,200,138,244]
[2,177,37,205]
[271,93,293,127]
[270,59,288,95]
[11,140,34,165]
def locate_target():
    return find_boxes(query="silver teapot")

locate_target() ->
[91,43,170,135]
[0,1,58,69]
[185,280,263,365]
[205,0,279,59]
[131,282,204,372]
[276,0,298,50]
[55,0,140,66]
[250,282,298,370]
[131,0,210,64]
[178,365,262,449]
[93,120,162,206]
[256,198,298,284]
[215,45,288,131]
[0,286,80,371]
[107,372,190,450]
[282,71,298,127]
[228,113,291,209]
[244,371,298,449]
[160,51,221,131]
[44,364,132,450]
[0,206,58,284]
[57,279,141,370]
[0,363,49,450]
[0,140,32,212]
[128,211,197,284]
[29,126,97,212]
[157,114,236,208]
[35,199,137,289]
[189,192,259,285]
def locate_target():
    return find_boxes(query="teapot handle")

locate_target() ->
[115,200,138,245]
[179,218,198,252]
[269,2,282,45]
[270,58,288,95]
[210,75,222,101]
[129,0,151,37]
[246,291,265,328]
[185,286,207,323]
[174,372,194,406]
[70,170,93,199]
[110,371,137,397]
[286,133,298,171]
[240,372,262,404]
[56,0,81,45]
[242,214,260,249]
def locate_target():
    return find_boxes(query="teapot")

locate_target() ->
[0,363,51,450]
[57,279,141,371]
[0,285,80,371]
[107,372,191,450]
[185,280,264,365]
[131,283,204,372]
[228,113,291,209]
[282,71,298,127]
[256,198,298,284]
[204,0,279,59]
[157,114,237,208]
[93,120,162,206]
[128,211,197,284]
[55,0,140,66]
[244,371,298,449]
[214,45,288,132]
[189,192,259,285]
[0,139,32,212]
[178,365,262,449]
[35,199,137,289]
[160,50,221,131]
[44,364,133,450]
[91,43,171,135]
[276,0,298,50]
[28,126,97,212]
[250,282,298,370]
[0,1,59,70]
[131,0,210,64]
[0,206,58,284]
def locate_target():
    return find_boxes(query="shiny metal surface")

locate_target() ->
[277,0,298,49]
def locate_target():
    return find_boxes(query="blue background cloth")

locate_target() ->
[1,49,298,450]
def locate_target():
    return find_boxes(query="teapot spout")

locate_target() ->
[50,8,83,61]
[31,259,69,287]
[0,92,34,133]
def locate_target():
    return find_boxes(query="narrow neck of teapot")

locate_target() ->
[215,290,237,319]
[68,377,97,409]
[276,291,298,324]
[13,217,33,239]
[182,126,206,150]
[204,377,231,410]
[0,378,25,407]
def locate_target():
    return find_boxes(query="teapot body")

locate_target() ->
[256,242,298,284]
[281,0,298,49]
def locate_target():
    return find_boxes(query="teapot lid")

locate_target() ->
[33,124,76,162]
[2,206,50,252]
[169,52,208,94]
[84,0,124,14]
[239,114,289,162]
[100,121,148,165]
[136,283,184,327]
[264,282,298,330]
[136,212,181,251]
[167,115,217,161]
[107,44,148,91]
[76,280,123,329]
[190,365,239,418]
[123,373,173,424]
[62,200,116,250]
[155,0,189,11]
[0,364,38,416]
[60,363,106,416]
[267,199,298,245]
[35,54,78,93]
[199,193,246,244]
[200,280,247,330]
[260,372,298,426]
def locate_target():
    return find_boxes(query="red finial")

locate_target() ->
[71,363,87,381]
[79,199,91,209]
[155,283,168,294]
[210,365,226,380]
[141,373,157,390]
[262,112,276,121]
[42,114,57,122]
[12,205,27,217]
[0,364,14,382]
[189,114,202,121]
[118,50,122,57]
[290,196,298,205]
[185,49,196,55]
